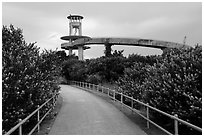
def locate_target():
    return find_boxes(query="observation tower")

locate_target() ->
[61,14,90,60]
[61,15,189,60]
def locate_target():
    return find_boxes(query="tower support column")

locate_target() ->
[78,46,84,60]
[105,43,113,57]
[69,49,73,56]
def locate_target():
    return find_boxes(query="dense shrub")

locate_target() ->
[61,59,87,81]
[117,46,202,131]
[86,74,102,84]
[116,62,148,99]
[145,46,202,128]
[86,56,126,82]
[2,25,60,133]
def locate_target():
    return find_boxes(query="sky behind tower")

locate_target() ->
[2,2,202,58]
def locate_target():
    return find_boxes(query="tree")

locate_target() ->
[2,25,60,133]
[61,59,87,81]
[117,46,202,133]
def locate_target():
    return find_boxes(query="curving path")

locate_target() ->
[49,85,146,135]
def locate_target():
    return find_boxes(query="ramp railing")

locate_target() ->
[71,81,202,135]
[4,93,59,135]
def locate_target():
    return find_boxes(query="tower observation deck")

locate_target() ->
[61,15,90,60]
[61,15,190,60]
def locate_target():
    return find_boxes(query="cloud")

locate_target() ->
[3,2,201,56]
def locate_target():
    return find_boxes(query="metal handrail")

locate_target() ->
[4,93,59,135]
[72,81,202,135]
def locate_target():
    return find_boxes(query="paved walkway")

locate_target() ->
[49,85,146,135]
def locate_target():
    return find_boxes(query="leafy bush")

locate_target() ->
[61,59,87,81]
[86,74,102,84]
[145,46,202,128]
[117,46,202,131]
[2,25,60,133]
[86,56,126,82]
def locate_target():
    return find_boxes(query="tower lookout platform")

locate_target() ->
[61,15,190,60]
[61,15,90,60]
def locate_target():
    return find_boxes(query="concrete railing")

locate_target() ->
[71,81,202,135]
[4,93,59,135]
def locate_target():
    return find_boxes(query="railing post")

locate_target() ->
[37,105,40,132]
[146,103,150,129]
[97,85,99,92]
[93,84,95,91]
[121,92,123,109]
[19,119,22,135]
[113,91,115,101]
[174,114,179,135]
[107,88,109,96]
[131,97,134,114]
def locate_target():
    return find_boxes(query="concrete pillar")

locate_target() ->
[79,23,82,36]
[78,46,83,60]
[105,43,112,57]
[69,49,73,55]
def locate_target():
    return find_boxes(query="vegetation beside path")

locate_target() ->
[2,24,201,135]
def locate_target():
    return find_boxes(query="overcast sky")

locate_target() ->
[2,2,202,58]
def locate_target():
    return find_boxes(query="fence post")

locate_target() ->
[146,103,150,129]
[107,88,109,97]
[174,114,179,135]
[37,105,40,132]
[121,93,123,109]
[131,97,134,114]
[19,119,22,135]
[113,91,115,101]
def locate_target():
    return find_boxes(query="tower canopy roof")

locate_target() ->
[67,15,84,19]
